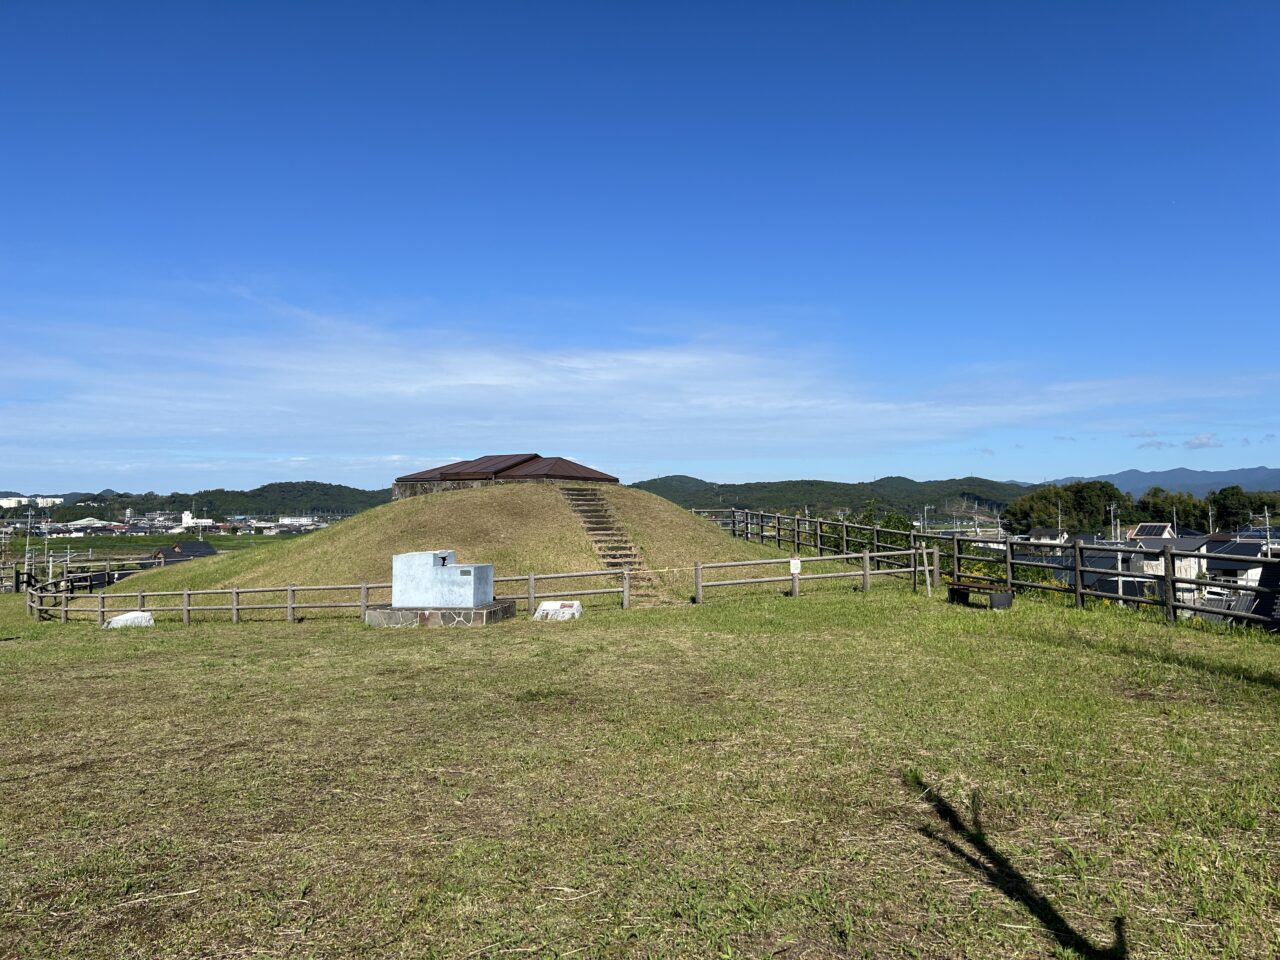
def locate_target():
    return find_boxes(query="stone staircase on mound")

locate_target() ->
[559,486,662,606]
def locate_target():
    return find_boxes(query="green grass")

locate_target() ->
[3,532,285,563]
[2,585,1278,958]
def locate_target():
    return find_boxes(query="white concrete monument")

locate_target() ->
[391,550,494,609]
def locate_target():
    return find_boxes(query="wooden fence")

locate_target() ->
[495,569,630,610]
[11,555,167,595]
[26,567,633,624]
[694,547,937,602]
[696,508,1280,629]
[23,512,1279,630]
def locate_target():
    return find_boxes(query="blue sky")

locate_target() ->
[2,1,1277,492]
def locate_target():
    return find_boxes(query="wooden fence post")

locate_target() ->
[61,591,68,624]
[910,532,918,591]
[183,589,191,625]
[952,534,961,580]
[790,567,800,598]
[360,583,369,619]
[872,527,880,571]
[731,511,738,539]
[1162,544,1177,622]
[138,590,145,612]
[622,568,630,610]
[286,585,296,624]
[1073,541,1084,608]
[97,593,105,627]
[1004,541,1014,590]
[694,562,703,604]
[841,523,849,558]
[932,546,941,588]
[775,514,781,549]
[793,517,800,553]
[231,587,240,624]
[921,546,933,598]
[861,551,871,592]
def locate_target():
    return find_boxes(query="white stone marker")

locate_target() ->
[533,600,582,621]
[104,611,155,629]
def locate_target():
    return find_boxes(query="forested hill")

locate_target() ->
[37,481,392,522]
[631,474,1033,519]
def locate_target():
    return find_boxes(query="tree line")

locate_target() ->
[1003,481,1280,536]
[2,482,392,523]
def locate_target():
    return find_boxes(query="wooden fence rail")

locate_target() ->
[696,508,1280,630]
[694,547,938,602]
[24,514,1279,630]
[27,568,634,624]
[495,569,630,610]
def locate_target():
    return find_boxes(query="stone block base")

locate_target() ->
[364,599,517,628]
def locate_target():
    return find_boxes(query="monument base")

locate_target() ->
[364,599,517,628]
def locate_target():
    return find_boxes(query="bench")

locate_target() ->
[946,578,1013,610]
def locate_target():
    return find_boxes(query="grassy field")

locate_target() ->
[5,532,297,562]
[2,583,1278,958]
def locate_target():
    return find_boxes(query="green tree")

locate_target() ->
[1003,482,1130,535]
[1208,486,1253,531]
[1134,487,1205,531]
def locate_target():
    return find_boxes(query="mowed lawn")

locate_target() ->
[1,587,1278,959]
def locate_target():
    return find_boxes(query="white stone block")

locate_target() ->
[533,600,582,621]
[104,611,155,629]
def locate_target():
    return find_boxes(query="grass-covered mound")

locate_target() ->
[103,483,784,604]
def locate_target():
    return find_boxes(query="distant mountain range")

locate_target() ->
[630,475,1029,519]
[634,465,1280,517]
[1049,466,1280,498]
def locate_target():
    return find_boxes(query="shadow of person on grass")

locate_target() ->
[903,771,1127,959]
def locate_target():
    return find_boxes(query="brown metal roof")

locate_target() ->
[499,456,618,483]
[395,454,537,483]
[438,453,540,480]
[395,453,617,484]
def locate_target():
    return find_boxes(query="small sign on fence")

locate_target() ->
[789,557,802,574]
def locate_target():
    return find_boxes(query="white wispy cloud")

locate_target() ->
[1183,433,1223,450]
[2,288,1276,488]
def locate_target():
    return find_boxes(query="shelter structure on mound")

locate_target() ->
[393,453,618,500]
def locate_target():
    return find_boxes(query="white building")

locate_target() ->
[180,510,215,529]
[33,496,65,508]
[0,497,29,509]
